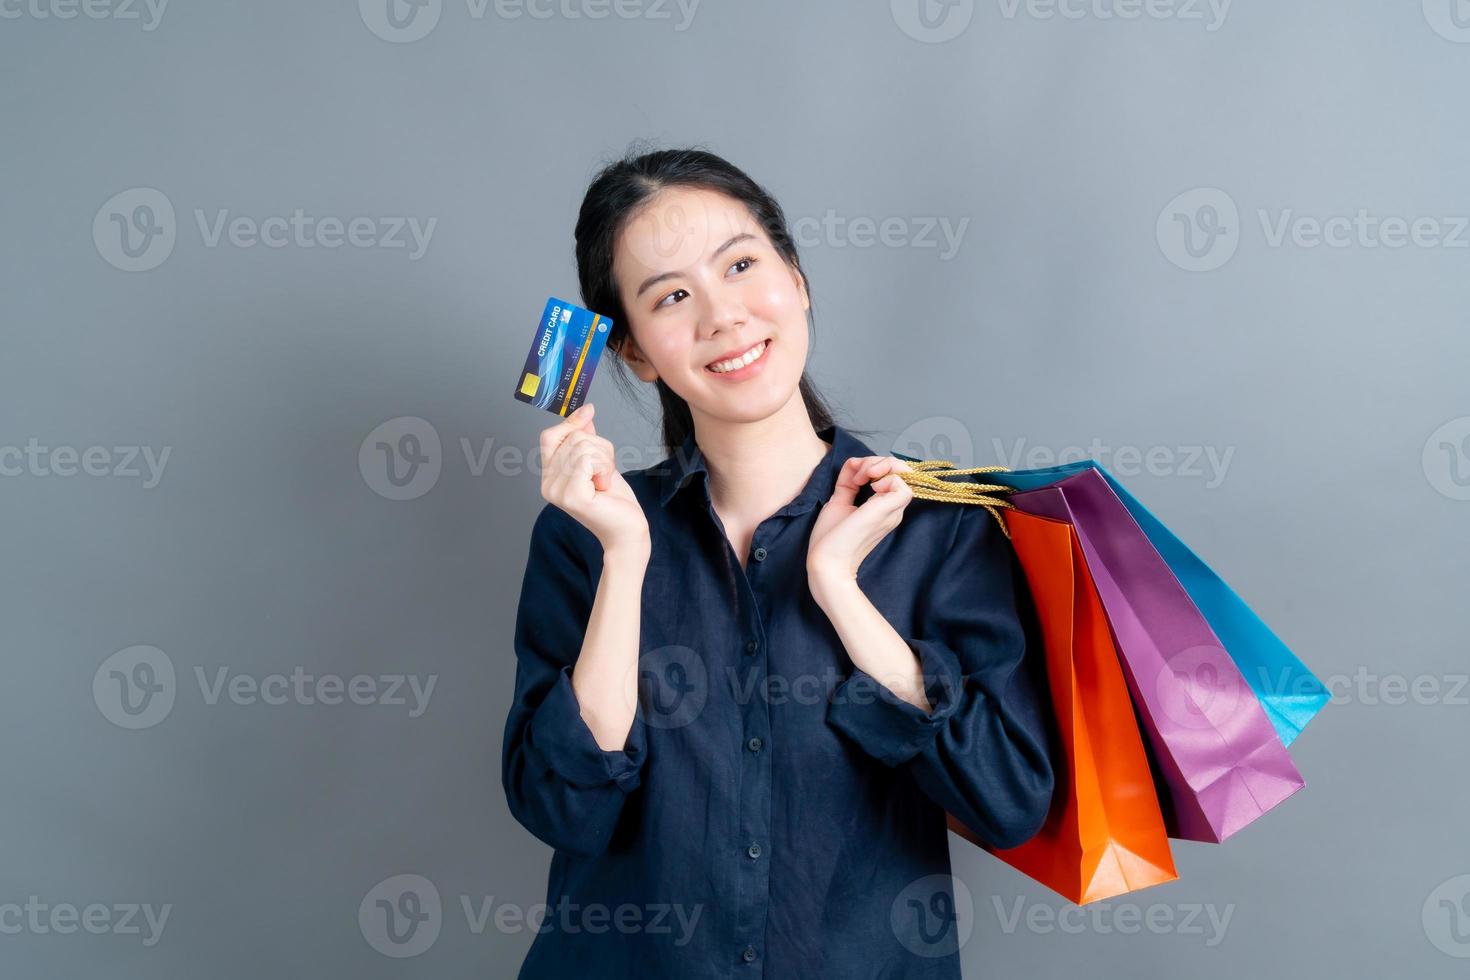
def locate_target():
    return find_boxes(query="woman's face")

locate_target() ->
[611,186,811,427]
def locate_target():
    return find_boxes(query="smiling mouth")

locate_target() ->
[706,338,770,374]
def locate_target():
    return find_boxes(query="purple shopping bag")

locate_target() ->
[1009,468,1305,843]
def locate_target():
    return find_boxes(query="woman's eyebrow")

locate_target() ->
[711,231,756,259]
[633,232,757,298]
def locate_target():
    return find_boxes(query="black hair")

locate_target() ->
[573,143,848,455]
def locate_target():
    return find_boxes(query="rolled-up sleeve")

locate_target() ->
[500,503,648,859]
[825,503,1057,850]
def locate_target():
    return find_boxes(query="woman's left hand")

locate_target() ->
[807,455,914,598]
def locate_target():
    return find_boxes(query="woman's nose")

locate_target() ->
[698,287,746,337]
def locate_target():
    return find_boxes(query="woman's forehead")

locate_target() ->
[614,188,763,278]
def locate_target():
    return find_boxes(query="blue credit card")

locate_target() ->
[514,297,613,416]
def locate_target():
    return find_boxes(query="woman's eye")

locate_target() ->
[653,257,755,309]
[728,255,757,275]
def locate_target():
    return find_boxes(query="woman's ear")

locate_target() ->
[615,334,659,384]
[793,265,810,313]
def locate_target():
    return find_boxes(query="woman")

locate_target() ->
[501,147,1056,978]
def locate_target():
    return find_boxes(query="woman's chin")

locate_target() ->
[706,377,803,420]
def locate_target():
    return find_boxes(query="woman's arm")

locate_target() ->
[810,579,934,715]
[500,504,650,859]
[813,504,1057,851]
[570,542,649,751]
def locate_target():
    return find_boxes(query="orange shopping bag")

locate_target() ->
[947,509,1178,904]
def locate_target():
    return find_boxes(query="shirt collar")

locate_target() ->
[657,422,874,516]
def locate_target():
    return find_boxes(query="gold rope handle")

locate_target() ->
[894,459,1017,540]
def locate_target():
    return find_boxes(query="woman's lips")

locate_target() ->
[705,337,772,380]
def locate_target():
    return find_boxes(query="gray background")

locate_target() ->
[3,0,1467,976]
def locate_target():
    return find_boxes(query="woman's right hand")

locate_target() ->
[539,402,650,557]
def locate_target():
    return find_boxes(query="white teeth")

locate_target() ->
[708,340,766,374]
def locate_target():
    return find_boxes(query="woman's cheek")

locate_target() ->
[747,279,803,320]
[658,337,702,382]
[647,327,692,366]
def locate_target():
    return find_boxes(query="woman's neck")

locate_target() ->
[693,395,832,526]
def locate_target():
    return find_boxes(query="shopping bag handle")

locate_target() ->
[891,455,1016,539]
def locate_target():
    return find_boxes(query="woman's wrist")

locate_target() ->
[603,537,652,571]
[807,563,858,610]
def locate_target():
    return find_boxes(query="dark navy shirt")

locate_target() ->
[501,422,1056,979]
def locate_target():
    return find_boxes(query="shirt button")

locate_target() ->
[742,945,757,963]
[752,546,768,562]
[747,841,762,859]
[746,736,763,752]
[745,639,758,655]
